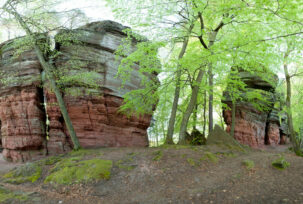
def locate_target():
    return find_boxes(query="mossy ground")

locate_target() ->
[44,158,112,185]
[0,185,28,203]
[0,145,301,204]
[272,156,290,170]
[200,152,219,163]
[2,163,42,184]
[242,159,255,170]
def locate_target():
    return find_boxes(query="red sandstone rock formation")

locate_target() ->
[46,21,154,153]
[223,104,268,148]
[0,41,46,162]
[0,21,156,161]
[222,69,285,148]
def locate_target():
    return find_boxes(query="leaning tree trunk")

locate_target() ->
[178,69,205,144]
[165,24,195,144]
[283,53,300,153]
[5,3,81,150]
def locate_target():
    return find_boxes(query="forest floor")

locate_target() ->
[0,144,302,204]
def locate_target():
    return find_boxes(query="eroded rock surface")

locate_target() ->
[0,40,46,162]
[0,21,156,161]
[222,69,286,148]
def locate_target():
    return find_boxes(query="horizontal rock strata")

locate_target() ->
[0,21,156,161]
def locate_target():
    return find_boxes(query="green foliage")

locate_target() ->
[242,159,255,170]
[272,156,290,170]
[115,37,162,117]
[44,158,112,185]
[2,163,42,184]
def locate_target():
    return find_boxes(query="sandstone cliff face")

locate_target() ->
[222,69,286,148]
[0,40,46,162]
[0,21,156,161]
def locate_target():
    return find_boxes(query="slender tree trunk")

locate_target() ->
[206,31,217,134]
[203,89,207,136]
[5,4,81,150]
[230,100,236,137]
[178,69,205,144]
[283,53,299,153]
[192,103,198,130]
[208,63,213,133]
[165,24,194,144]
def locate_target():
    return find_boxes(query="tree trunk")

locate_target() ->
[230,100,236,137]
[208,63,214,134]
[283,53,299,153]
[192,103,198,130]
[5,4,81,150]
[178,69,205,144]
[207,32,217,134]
[165,25,194,144]
[203,89,207,136]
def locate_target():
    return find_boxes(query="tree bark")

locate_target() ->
[178,69,205,144]
[5,3,81,150]
[208,63,214,133]
[283,52,300,153]
[165,24,194,144]
[230,100,236,137]
[202,89,207,136]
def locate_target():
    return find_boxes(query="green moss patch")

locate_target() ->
[187,158,197,167]
[2,163,42,184]
[68,148,102,157]
[44,158,112,185]
[272,156,290,170]
[242,159,255,170]
[216,151,236,158]
[0,186,28,203]
[152,150,163,161]
[39,155,63,166]
[200,152,218,163]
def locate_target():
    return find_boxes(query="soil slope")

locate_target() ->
[0,144,302,204]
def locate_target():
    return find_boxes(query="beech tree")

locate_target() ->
[107,0,303,153]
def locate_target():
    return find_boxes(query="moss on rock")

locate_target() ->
[2,163,42,184]
[44,158,112,185]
